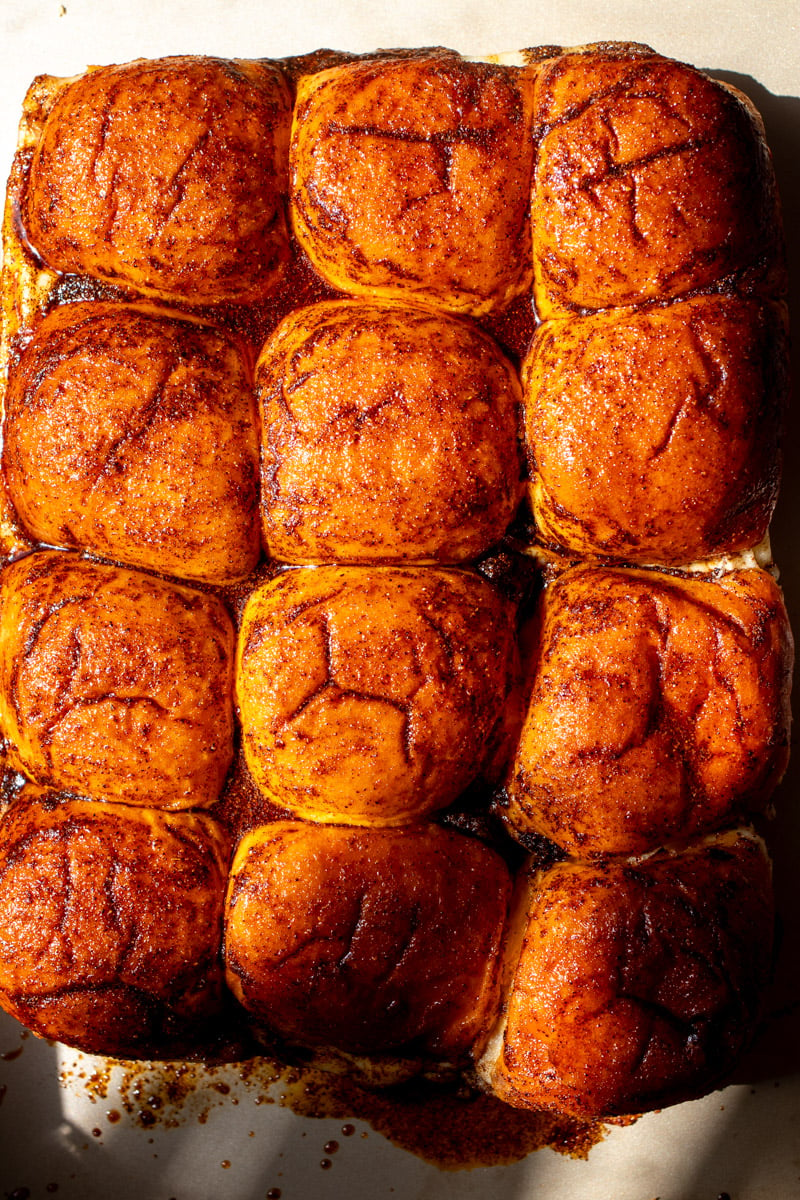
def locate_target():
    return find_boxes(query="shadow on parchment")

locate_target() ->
[704,69,800,1087]
[664,66,800,1200]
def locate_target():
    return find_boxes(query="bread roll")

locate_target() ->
[0,551,235,807]
[0,790,229,1057]
[25,55,292,304]
[531,46,785,317]
[4,301,260,582]
[257,299,524,563]
[290,53,535,314]
[525,295,788,564]
[236,565,520,824]
[479,830,774,1117]
[225,821,511,1057]
[503,565,792,856]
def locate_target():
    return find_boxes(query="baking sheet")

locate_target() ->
[1,2,799,1197]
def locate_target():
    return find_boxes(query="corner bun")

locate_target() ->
[480,830,774,1118]
[25,56,292,304]
[0,791,230,1057]
[532,50,785,316]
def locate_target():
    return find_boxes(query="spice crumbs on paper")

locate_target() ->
[55,1049,607,1169]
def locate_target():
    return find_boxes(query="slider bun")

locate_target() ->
[4,301,260,583]
[503,565,792,856]
[525,295,788,564]
[258,299,524,563]
[532,48,785,317]
[25,55,292,304]
[0,551,235,808]
[236,565,520,824]
[290,54,535,314]
[224,821,511,1057]
[479,830,774,1118]
[0,790,230,1057]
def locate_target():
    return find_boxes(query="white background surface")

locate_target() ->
[1,3,799,1198]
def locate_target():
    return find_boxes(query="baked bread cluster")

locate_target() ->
[0,43,792,1122]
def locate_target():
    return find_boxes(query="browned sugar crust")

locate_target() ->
[0,551,235,808]
[224,821,512,1057]
[25,56,292,304]
[532,50,786,317]
[488,831,774,1118]
[0,47,790,1118]
[4,301,260,583]
[0,791,230,1057]
[525,295,789,564]
[236,565,521,825]
[257,299,524,563]
[503,565,793,857]
[290,54,536,315]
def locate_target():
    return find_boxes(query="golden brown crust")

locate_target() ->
[257,299,524,563]
[0,790,230,1056]
[4,302,260,583]
[24,56,292,304]
[290,54,535,314]
[503,566,793,856]
[224,821,511,1056]
[236,565,520,824]
[0,551,235,807]
[525,295,789,564]
[483,830,774,1117]
[532,50,786,317]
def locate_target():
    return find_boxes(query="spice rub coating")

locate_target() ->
[258,299,524,563]
[0,791,230,1057]
[531,48,785,317]
[525,295,788,565]
[4,302,260,583]
[0,551,235,808]
[480,830,774,1118]
[224,821,511,1057]
[25,56,292,304]
[290,54,535,314]
[236,565,520,825]
[503,565,792,857]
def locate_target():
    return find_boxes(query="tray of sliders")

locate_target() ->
[0,38,793,1149]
